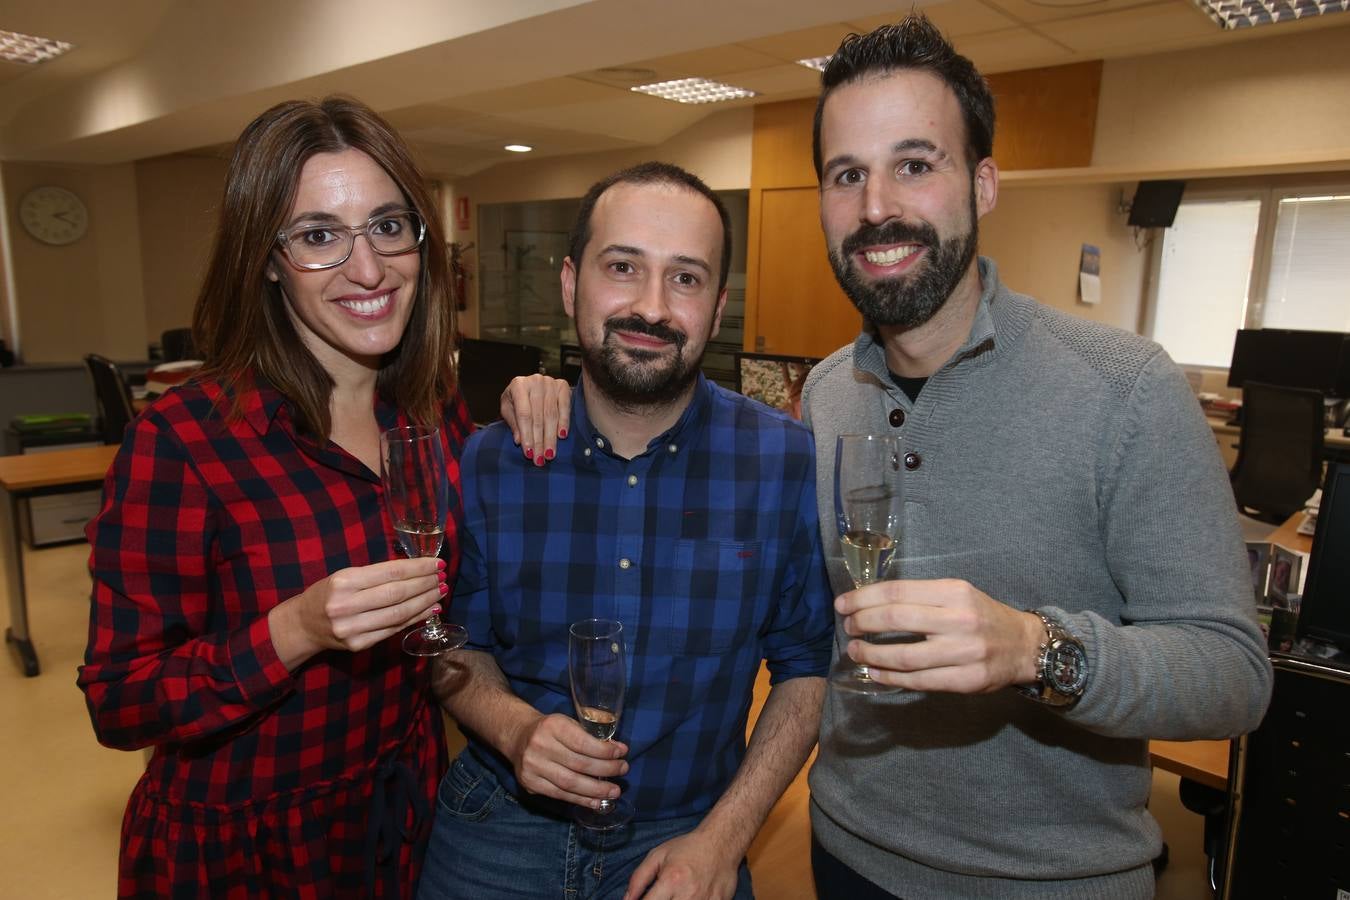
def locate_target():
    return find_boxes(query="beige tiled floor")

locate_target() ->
[3,540,1213,899]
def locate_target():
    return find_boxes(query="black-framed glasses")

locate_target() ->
[276,208,426,270]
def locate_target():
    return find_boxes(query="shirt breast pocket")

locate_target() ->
[659,539,769,656]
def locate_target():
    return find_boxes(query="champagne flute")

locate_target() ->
[832,433,905,694]
[568,618,634,831]
[380,425,467,656]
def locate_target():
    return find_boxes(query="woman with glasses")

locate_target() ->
[77,96,567,898]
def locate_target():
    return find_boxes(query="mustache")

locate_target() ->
[603,316,686,350]
[841,219,940,258]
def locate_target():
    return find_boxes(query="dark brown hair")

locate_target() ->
[812,14,995,181]
[568,161,732,293]
[192,96,455,437]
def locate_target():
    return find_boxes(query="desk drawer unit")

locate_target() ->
[17,440,103,547]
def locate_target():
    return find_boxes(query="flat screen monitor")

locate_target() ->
[1227,329,1350,397]
[734,352,820,421]
[1127,180,1186,228]
[1296,463,1350,649]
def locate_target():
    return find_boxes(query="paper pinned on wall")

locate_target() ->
[1079,243,1101,305]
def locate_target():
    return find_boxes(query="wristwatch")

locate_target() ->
[1016,610,1088,707]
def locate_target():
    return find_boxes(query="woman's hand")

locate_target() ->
[500,374,571,466]
[267,557,447,670]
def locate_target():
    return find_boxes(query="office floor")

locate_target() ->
[4,541,1211,899]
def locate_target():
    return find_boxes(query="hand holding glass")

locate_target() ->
[380,425,467,656]
[832,433,905,694]
[568,618,634,830]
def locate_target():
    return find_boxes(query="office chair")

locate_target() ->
[1229,381,1324,524]
[84,354,136,445]
[160,327,198,362]
[456,337,544,425]
[1220,655,1350,899]
[559,342,583,386]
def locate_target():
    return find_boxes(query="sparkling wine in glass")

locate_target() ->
[832,433,905,695]
[380,425,468,656]
[568,618,634,831]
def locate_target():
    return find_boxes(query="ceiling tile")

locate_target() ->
[729,63,825,96]
[736,23,863,62]
[952,27,1077,72]
[1035,2,1219,54]
[850,1,1019,36]
[629,45,786,78]
[979,0,1173,25]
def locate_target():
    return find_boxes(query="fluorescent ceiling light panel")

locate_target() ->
[796,56,832,72]
[0,29,74,64]
[1192,0,1347,29]
[504,144,533,152]
[630,77,757,104]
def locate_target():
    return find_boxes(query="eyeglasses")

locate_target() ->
[276,209,426,270]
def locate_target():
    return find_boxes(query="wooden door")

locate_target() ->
[749,187,860,359]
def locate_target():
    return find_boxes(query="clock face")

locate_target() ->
[19,186,89,246]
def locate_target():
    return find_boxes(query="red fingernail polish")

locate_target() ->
[524,447,534,459]
[437,570,447,583]
[558,428,568,439]
[544,448,555,460]
[436,559,447,570]
[535,455,546,467]
[438,583,448,596]
[430,605,442,616]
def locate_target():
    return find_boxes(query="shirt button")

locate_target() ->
[668,444,678,454]
[584,448,592,458]
[904,452,921,470]
[627,474,638,487]
[618,558,632,570]
[889,408,905,427]
[595,437,605,448]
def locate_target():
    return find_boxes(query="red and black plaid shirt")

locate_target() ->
[77,374,472,899]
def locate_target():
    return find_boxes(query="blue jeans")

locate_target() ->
[416,750,754,899]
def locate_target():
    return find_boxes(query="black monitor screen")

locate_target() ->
[1297,463,1350,647]
[1227,329,1349,397]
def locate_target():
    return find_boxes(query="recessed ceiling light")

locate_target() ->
[796,56,832,72]
[0,29,74,64]
[1192,0,1347,29]
[630,78,757,105]
[504,144,533,153]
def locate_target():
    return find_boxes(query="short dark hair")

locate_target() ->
[811,14,995,181]
[568,162,732,292]
[193,96,455,438]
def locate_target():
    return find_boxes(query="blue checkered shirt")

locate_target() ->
[452,374,833,819]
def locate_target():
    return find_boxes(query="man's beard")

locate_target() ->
[827,191,979,330]
[579,313,702,410]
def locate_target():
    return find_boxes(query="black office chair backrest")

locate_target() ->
[1229,381,1324,523]
[1220,655,1350,898]
[84,354,136,445]
[456,338,544,425]
[160,328,198,363]
[559,343,583,386]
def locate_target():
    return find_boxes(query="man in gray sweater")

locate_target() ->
[802,15,1273,899]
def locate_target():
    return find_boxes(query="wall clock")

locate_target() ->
[18,185,89,246]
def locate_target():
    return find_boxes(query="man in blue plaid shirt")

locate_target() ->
[420,162,833,900]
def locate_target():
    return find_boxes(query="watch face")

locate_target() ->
[19,186,89,246]
[1048,642,1088,694]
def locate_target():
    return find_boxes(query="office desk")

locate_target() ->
[0,445,117,676]
[1150,738,1231,791]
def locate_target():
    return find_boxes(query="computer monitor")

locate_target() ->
[1227,329,1350,398]
[1295,463,1350,649]
[734,352,820,421]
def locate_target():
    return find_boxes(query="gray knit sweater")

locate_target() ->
[802,258,1273,899]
